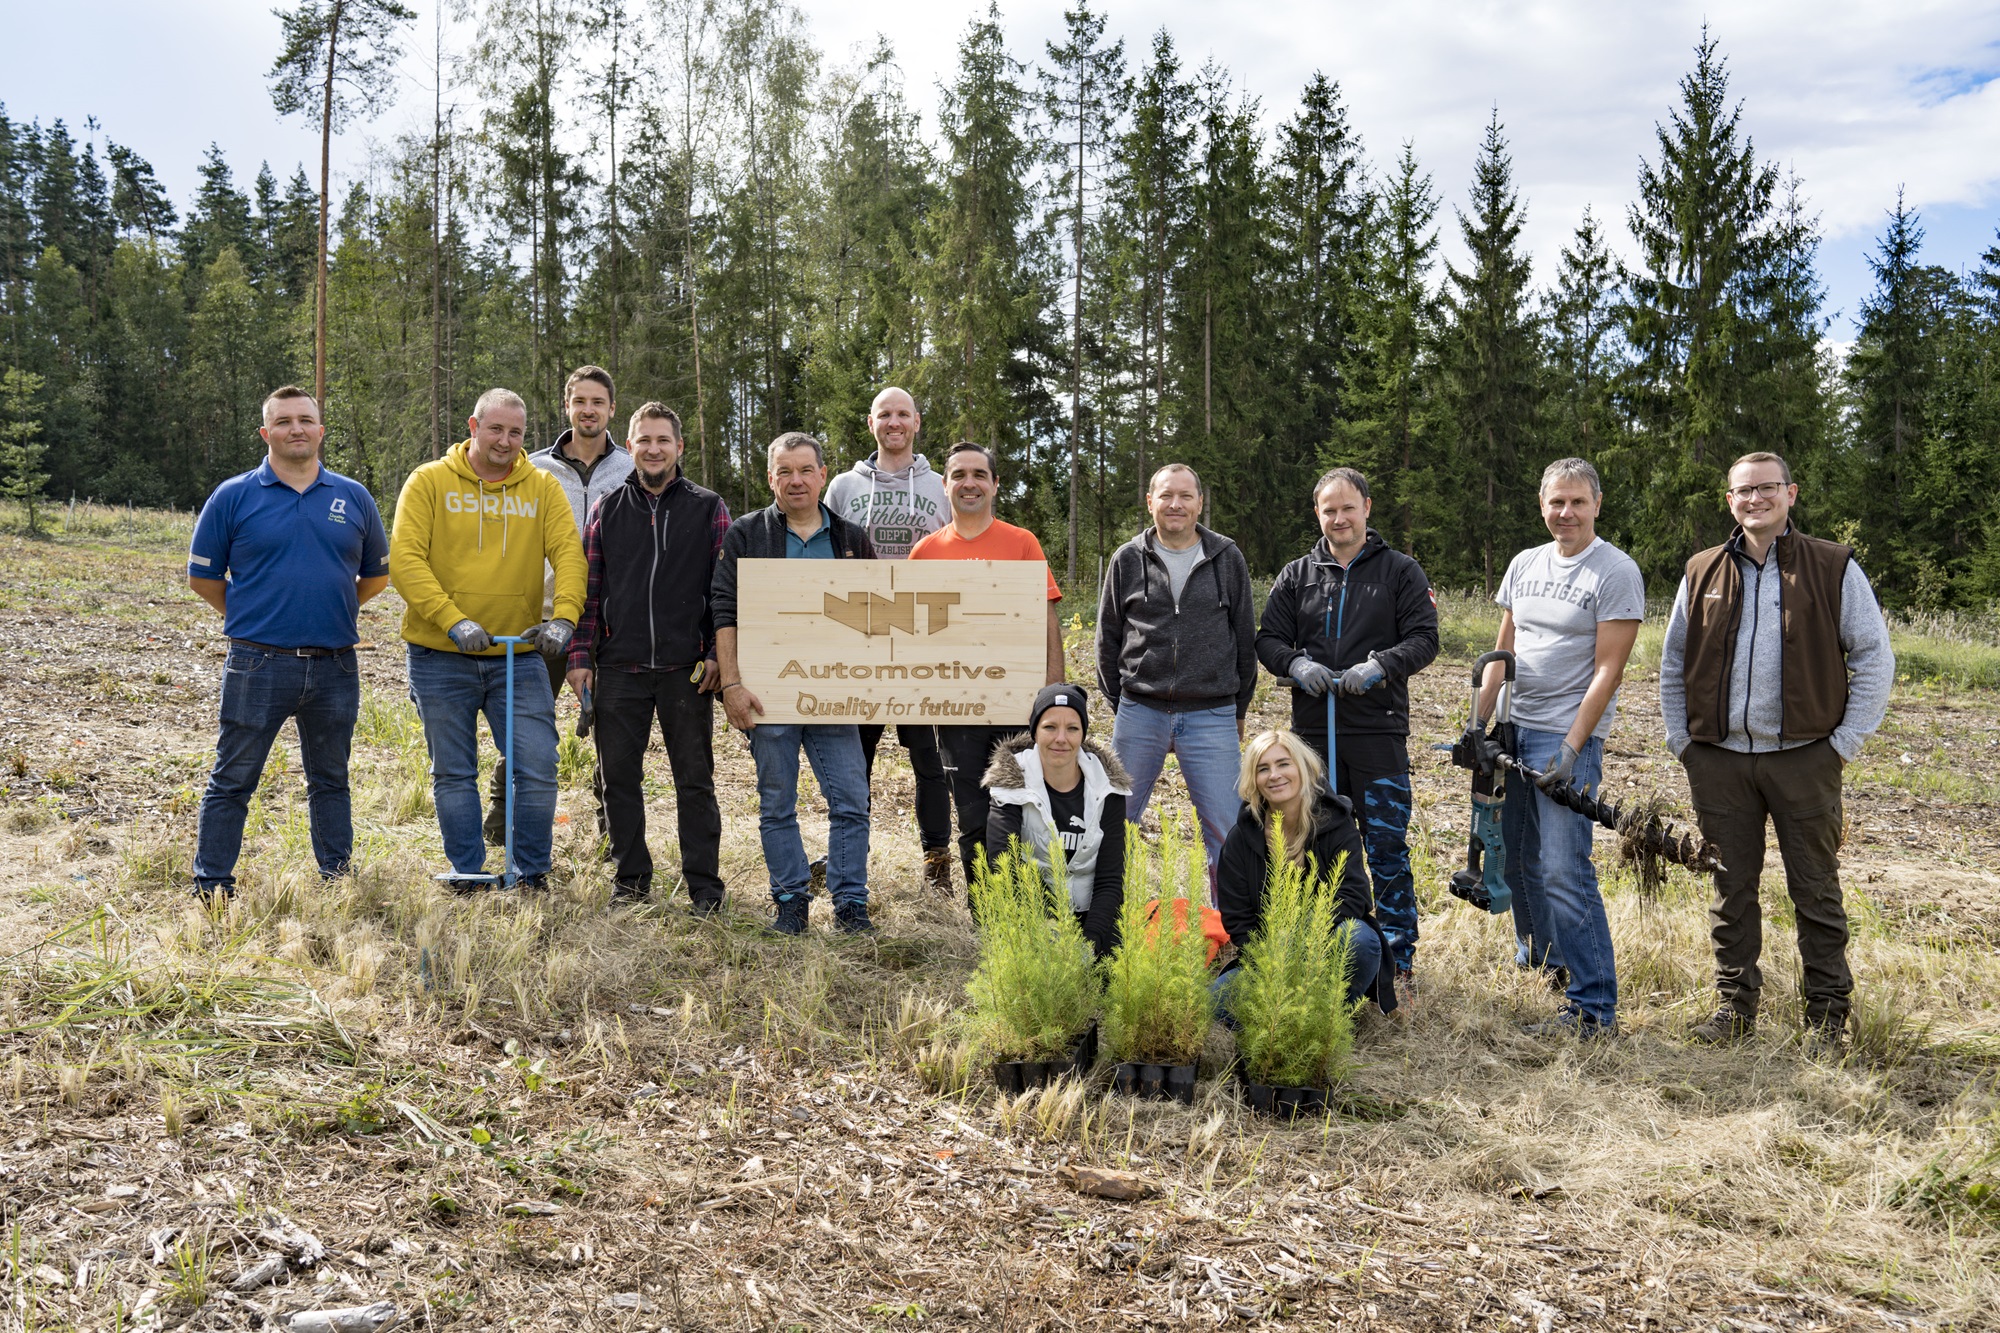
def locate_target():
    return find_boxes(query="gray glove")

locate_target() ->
[447,619,492,654]
[1289,656,1338,696]
[1339,654,1386,695]
[1536,742,1580,791]
[534,618,575,658]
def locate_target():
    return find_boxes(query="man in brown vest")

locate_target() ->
[1659,452,1893,1051]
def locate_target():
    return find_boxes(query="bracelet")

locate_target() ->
[720,681,743,693]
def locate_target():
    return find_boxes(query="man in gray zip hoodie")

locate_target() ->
[1660,451,1892,1051]
[1096,463,1257,873]
[826,387,956,892]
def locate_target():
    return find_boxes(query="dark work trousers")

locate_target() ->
[1303,729,1418,972]
[593,667,725,904]
[858,723,952,850]
[937,724,1009,889]
[1681,739,1852,1027]
[486,648,608,841]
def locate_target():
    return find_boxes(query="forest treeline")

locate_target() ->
[1,2,1997,604]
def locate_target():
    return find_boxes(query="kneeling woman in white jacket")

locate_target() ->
[981,684,1133,958]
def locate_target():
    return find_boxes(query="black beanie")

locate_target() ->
[1029,683,1089,737]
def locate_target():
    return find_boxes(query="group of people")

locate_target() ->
[185,370,1893,1046]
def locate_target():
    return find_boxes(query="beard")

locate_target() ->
[640,464,675,489]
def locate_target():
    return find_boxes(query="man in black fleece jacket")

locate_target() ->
[1256,467,1439,992]
[1096,463,1257,875]
[567,404,729,909]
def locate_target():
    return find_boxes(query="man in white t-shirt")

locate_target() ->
[1478,457,1645,1039]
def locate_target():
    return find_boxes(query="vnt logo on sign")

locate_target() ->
[822,590,961,637]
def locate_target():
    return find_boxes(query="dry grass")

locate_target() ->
[0,526,1996,1330]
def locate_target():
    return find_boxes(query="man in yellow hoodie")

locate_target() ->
[391,388,588,889]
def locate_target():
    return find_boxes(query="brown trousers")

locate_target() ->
[1681,739,1852,1026]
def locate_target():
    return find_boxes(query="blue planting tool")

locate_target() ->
[436,632,534,892]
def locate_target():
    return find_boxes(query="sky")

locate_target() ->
[4,0,1998,341]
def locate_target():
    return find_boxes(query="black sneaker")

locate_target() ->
[515,873,549,893]
[189,882,236,902]
[833,900,876,935]
[768,894,810,936]
[1804,1017,1849,1058]
[808,856,828,895]
[613,877,651,903]
[686,896,724,919]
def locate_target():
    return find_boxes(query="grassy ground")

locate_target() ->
[1,505,1997,1331]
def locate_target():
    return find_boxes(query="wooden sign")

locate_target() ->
[736,559,1047,726]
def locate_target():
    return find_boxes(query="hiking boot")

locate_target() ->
[1523,1005,1616,1041]
[686,895,724,920]
[1804,1016,1849,1058]
[768,894,810,936]
[833,900,876,935]
[1690,1005,1756,1045]
[515,873,549,893]
[922,848,954,895]
[612,877,651,903]
[808,856,828,895]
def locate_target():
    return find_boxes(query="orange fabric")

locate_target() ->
[908,519,1062,600]
[1143,897,1230,965]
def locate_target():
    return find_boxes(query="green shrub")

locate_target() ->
[966,843,1102,1062]
[1102,820,1214,1065]
[1230,819,1359,1088]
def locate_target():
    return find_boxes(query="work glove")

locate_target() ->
[1289,656,1338,697]
[447,619,492,654]
[533,618,576,658]
[1339,653,1386,695]
[1536,742,1581,791]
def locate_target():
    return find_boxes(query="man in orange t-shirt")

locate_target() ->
[909,441,1065,886]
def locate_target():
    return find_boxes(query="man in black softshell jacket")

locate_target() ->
[1256,466,1439,993]
[567,404,731,910]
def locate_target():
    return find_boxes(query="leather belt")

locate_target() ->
[230,639,351,658]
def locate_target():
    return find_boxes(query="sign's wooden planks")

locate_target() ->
[736,559,1047,726]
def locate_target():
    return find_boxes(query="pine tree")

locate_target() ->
[0,365,49,533]
[269,0,416,410]
[1040,0,1126,582]
[1109,32,1194,508]
[1331,142,1441,556]
[1439,110,1541,593]
[921,5,1052,491]
[1542,206,1625,464]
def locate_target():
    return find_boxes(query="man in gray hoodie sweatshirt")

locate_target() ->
[1660,451,1893,1051]
[825,387,955,891]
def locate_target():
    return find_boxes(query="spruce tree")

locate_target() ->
[0,365,48,533]
[1542,206,1625,465]
[1439,111,1541,593]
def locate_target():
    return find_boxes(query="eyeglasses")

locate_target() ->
[1726,481,1788,501]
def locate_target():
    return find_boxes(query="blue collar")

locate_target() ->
[254,457,328,491]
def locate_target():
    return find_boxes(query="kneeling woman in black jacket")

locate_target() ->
[1215,729,1397,1014]
[982,684,1133,958]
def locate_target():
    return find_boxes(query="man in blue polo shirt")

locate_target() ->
[186,385,390,899]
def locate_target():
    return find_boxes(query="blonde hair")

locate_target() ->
[1238,729,1325,863]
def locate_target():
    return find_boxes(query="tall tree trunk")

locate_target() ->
[428,6,441,459]
[1067,96,1085,584]
[315,0,345,424]
[606,16,620,377]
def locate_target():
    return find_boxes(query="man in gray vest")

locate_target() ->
[1660,451,1893,1052]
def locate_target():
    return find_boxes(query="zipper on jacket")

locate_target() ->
[1742,559,1762,750]
[645,490,666,669]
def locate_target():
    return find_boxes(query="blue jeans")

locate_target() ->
[1111,698,1242,874]
[407,645,559,877]
[194,646,360,891]
[1211,919,1383,1028]
[1503,726,1617,1024]
[747,724,871,906]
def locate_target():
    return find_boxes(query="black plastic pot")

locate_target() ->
[1111,1060,1199,1105]
[1235,1069,1329,1118]
[992,1022,1097,1093]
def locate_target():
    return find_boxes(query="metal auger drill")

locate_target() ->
[1442,650,1725,910]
